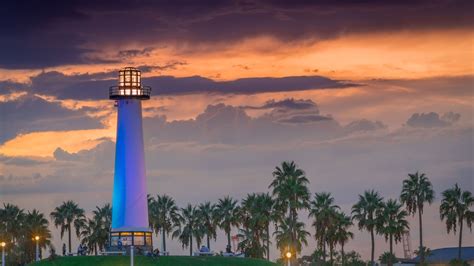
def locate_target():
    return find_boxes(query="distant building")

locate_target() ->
[412,247,474,266]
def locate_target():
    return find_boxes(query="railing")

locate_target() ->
[109,86,151,99]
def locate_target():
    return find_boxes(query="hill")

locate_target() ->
[32,256,279,266]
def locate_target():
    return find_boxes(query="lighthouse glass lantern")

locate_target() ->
[108,67,153,253]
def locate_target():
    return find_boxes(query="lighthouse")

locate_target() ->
[109,67,152,251]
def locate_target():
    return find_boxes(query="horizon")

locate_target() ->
[0,0,473,263]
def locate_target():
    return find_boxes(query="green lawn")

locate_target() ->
[31,256,278,266]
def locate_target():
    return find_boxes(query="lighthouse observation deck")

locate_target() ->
[109,67,151,100]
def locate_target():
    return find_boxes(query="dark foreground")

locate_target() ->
[30,256,278,266]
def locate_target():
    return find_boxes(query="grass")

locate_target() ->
[31,255,279,266]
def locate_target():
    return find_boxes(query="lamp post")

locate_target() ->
[130,245,134,266]
[1,242,6,266]
[34,236,40,262]
[285,250,292,266]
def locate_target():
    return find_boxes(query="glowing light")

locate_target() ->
[286,251,292,259]
[0,242,5,247]
[34,236,40,241]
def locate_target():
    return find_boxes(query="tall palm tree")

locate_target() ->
[400,172,434,263]
[352,190,383,266]
[269,161,310,260]
[50,200,86,254]
[172,204,199,256]
[274,216,310,264]
[198,201,217,250]
[151,195,180,253]
[270,161,310,222]
[215,196,240,252]
[440,183,474,260]
[308,192,340,262]
[333,211,353,266]
[377,199,409,266]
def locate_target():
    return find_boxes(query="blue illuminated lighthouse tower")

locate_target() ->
[109,67,152,251]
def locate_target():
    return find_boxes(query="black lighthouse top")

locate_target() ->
[109,67,151,100]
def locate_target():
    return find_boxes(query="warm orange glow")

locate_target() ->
[0,129,115,157]
[0,242,5,247]
[34,236,40,241]
[27,29,471,83]
[286,251,292,259]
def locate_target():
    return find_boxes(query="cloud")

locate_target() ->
[19,71,354,100]
[1,1,472,69]
[244,98,317,110]
[344,119,387,133]
[406,112,461,128]
[0,98,472,260]
[0,95,103,143]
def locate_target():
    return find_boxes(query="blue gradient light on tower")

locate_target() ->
[108,67,153,250]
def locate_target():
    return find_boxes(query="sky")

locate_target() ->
[0,0,473,260]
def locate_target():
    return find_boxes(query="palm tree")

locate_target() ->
[270,161,310,222]
[352,190,383,266]
[274,216,310,264]
[24,209,52,258]
[377,199,409,266]
[308,192,340,262]
[334,212,353,266]
[50,200,86,254]
[172,204,200,256]
[198,202,217,250]
[150,195,180,253]
[0,203,25,245]
[80,203,112,254]
[400,172,434,263]
[440,183,474,260]
[256,193,274,261]
[269,161,310,260]
[80,218,100,255]
[238,193,273,259]
[215,196,240,252]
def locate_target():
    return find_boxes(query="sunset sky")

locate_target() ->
[0,0,473,260]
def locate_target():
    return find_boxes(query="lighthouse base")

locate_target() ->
[108,229,153,254]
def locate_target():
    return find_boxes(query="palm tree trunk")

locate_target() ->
[227,231,231,251]
[95,244,97,255]
[341,243,345,266]
[370,228,375,266]
[266,224,270,261]
[68,223,72,254]
[330,243,334,265]
[190,236,193,256]
[418,208,424,263]
[458,217,463,260]
[389,234,393,266]
[323,239,327,262]
[162,229,166,252]
[207,234,210,250]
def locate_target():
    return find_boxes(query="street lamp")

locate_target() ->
[34,236,40,262]
[1,242,6,266]
[285,250,292,266]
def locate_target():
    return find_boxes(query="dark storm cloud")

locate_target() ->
[1,0,472,69]
[0,95,103,143]
[25,71,352,100]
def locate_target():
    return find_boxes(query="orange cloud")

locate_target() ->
[0,129,115,158]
